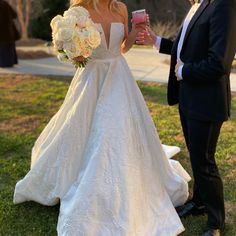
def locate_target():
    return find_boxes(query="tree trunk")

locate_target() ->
[16,0,31,40]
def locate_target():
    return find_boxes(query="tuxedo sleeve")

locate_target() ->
[159,38,174,55]
[182,0,232,83]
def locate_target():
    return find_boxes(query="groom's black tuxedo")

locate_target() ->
[161,0,236,122]
[158,0,236,230]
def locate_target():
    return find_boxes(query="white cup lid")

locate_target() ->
[132,9,146,14]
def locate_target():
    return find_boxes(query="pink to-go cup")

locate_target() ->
[132,9,147,24]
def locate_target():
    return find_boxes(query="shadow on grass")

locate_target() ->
[137,81,169,105]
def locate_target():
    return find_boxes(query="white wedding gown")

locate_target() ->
[14,23,191,236]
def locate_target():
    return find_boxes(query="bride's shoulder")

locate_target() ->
[70,3,89,10]
[116,1,128,11]
[116,1,128,19]
[70,3,93,15]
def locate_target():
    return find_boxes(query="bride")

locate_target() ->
[14,0,191,235]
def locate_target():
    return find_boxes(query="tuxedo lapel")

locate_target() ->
[182,0,210,46]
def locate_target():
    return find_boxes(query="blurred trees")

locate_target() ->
[6,0,68,40]
[5,0,190,41]
[30,0,68,40]
[16,0,31,40]
[6,0,32,40]
[122,0,190,24]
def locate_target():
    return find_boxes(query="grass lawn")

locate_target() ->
[0,75,235,235]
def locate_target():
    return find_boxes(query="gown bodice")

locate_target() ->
[91,23,124,60]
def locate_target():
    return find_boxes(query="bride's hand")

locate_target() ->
[131,21,147,35]
[146,14,150,27]
[73,56,86,62]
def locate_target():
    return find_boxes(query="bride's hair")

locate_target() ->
[71,0,119,11]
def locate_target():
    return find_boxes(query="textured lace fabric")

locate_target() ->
[14,23,191,236]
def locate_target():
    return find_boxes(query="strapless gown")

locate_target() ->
[14,23,191,236]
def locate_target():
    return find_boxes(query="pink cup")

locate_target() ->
[132,9,147,24]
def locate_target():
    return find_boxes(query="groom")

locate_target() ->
[137,0,236,235]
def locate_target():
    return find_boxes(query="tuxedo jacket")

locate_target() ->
[160,0,236,122]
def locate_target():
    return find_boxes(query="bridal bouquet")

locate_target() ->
[50,6,101,67]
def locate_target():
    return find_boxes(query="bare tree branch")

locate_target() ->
[15,0,31,40]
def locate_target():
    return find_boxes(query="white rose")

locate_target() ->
[57,28,74,42]
[81,46,92,58]
[52,30,60,41]
[63,15,78,28]
[63,9,70,18]
[54,40,63,50]
[87,30,101,48]
[64,7,89,23]
[52,32,56,42]
[75,6,90,17]
[85,25,99,34]
[50,15,63,29]
[73,36,85,51]
[67,6,89,17]
[75,30,88,42]
[55,18,74,30]
[85,18,94,28]
[77,15,89,28]
[64,42,80,59]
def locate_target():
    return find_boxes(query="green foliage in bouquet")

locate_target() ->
[30,0,69,41]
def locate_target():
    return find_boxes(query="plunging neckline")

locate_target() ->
[96,22,124,50]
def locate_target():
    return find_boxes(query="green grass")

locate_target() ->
[0,75,236,235]
[132,44,153,49]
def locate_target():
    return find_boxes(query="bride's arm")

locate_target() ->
[119,3,145,54]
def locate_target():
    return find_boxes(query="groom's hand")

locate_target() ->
[175,60,184,81]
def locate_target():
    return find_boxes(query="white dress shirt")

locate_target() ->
[155,0,204,79]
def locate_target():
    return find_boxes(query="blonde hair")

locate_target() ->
[71,0,119,11]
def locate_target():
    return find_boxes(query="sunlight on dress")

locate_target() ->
[14,23,191,236]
